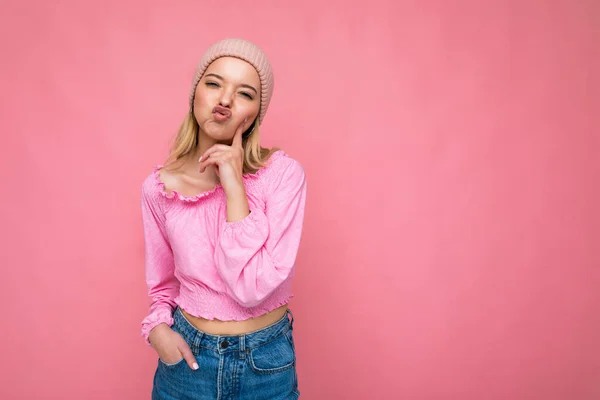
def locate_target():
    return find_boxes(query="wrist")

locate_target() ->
[149,323,170,340]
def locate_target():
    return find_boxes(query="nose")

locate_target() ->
[218,88,234,107]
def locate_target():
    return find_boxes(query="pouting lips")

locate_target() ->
[212,105,232,120]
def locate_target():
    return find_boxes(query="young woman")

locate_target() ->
[140,38,306,399]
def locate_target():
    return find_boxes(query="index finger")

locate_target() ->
[232,117,248,148]
[178,342,199,370]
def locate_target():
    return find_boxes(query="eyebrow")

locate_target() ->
[205,73,258,95]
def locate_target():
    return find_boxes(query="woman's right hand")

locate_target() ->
[149,323,199,370]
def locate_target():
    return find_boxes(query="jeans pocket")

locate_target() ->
[249,330,296,375]
[159,357,186,369]
[158,323,186,369]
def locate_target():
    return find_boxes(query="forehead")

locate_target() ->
[204,57,260,85]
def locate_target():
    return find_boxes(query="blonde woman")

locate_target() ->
[140,38,306,399]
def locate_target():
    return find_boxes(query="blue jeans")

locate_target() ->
[151,306,300,399]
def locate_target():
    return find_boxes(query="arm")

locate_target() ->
[140,176,179,345]
[214,156,307,307]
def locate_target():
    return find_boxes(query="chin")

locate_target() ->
[201,122,233,141]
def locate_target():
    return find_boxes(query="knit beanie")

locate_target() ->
[188,38,274,125]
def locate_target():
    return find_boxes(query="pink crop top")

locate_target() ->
[140,150,307,344]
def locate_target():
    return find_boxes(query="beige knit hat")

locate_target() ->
[189,38,274,125]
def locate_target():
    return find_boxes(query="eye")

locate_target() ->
[205,81,219,87]
[240,92,253,99]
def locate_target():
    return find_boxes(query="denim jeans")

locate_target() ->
[151,306,300,399]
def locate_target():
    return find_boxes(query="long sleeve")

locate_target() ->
[140,176,179,345]
[214,156,307,308]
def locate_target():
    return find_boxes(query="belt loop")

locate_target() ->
[192,331,203,355]
[239,334,247,359]
[287,308,294,327]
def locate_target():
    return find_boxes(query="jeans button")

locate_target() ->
[220,340,230,349]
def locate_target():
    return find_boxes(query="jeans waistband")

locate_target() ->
[172,306,295,357]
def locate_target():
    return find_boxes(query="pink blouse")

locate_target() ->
[140,150,307,344]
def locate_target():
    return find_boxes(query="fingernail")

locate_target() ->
[193,362,199,370]
[199,156,203,162]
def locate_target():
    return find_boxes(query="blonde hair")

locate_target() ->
[163,112,279,174]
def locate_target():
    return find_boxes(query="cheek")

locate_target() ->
[194,90,207,107]
[241,102,260,118]
[194,87,217,107]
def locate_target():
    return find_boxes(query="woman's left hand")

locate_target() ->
[199,118,248,195]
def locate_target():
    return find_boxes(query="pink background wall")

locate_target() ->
[1,0,598,399]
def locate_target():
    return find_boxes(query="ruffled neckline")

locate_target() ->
[153,150,285,202]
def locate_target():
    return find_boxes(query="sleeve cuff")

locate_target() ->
[141,312,174,346]
[222,208,267,233]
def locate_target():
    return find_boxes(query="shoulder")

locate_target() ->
[141,165,166,203]
[257,150,306,194]
[261,149,304,177]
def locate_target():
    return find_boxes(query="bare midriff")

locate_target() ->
[180,304,288,335]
